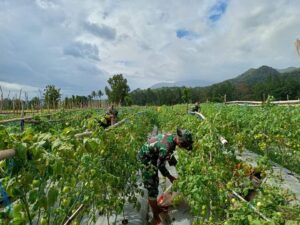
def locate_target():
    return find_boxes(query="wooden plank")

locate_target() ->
[226,101,262,105]
[0,149,16,161]
[0,116,33,124]
[272,100,300,104]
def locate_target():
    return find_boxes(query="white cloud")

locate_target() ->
[0,81,39,98]
[0,0,300,96]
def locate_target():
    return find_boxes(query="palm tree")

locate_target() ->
[91,91,96,108]
[88,95,92,108]
[98,90,103,108]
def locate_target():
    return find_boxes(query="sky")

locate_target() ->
[0,0,300,98]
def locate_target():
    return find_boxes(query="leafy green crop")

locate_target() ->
[0,105,299,224]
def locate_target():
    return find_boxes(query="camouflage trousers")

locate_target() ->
[141,163,159,200]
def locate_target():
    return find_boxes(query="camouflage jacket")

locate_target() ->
[98,114,111,128]
[191,104,199,112]
[138,133,176,177]
[106,108,118,118]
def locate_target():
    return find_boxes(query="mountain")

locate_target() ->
[277,67,300,73]
[150,82,177,89]
[150,66,300,90]
[150,79,213,89]
[130,65,300,105]
[228,65,280,85]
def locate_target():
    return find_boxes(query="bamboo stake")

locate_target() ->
[231,190,271,222]
[74,131,92,138]
[105,118,127,131]
[63,204,84,225]
[189,112,228,145]
[75,119,127,138]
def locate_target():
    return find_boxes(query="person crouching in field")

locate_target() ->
[98,105,118,128]
[137,128,193,225]
[191,102,200,112]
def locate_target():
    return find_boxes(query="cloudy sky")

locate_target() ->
[0,0,300,98]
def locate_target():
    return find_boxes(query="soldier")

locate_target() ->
[191,102,200,112]
[137,128,193,225]
[106,105,118,125]
[98,105,118,128]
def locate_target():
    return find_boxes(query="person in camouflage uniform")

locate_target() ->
[98,105,118,128]
[191,101,200,112]
[138,128,193,225]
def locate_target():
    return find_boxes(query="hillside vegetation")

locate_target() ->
[130,66,300,105]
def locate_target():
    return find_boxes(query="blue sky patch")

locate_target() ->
[176,29,198,40]
[176,29,190,38]
[209,0,228,22]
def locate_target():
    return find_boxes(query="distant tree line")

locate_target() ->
[129,71,300,105]
[0,74,131,111]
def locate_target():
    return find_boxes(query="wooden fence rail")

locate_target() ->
[226,100,300,105]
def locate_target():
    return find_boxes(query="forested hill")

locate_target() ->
[129,65,300,105]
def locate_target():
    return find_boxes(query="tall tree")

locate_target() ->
[91,91,96,99]
[91,91,96,107]
[182,87,191,112]
[98,90,103,107]
[43,85,61,109]
[30,97,40,110]
[105,74,130,105]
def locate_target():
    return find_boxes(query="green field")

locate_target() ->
[0,104,299,224]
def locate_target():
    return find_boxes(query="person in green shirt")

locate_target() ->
[137,128,193,225]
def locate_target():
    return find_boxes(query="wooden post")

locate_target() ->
[20,109,25,132]
[224,94,227,104]
[13,96,15,114]
[6,90,11,111]
[18,89,22,114]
